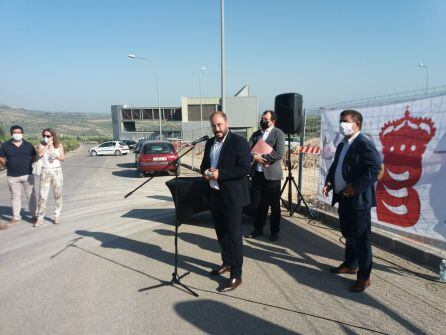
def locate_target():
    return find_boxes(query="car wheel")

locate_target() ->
[115,150,122,156]
[90,150,97,156]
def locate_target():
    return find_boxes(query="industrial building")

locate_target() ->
[111,86,258,141]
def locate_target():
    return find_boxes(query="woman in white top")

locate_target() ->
[34,128,64,227]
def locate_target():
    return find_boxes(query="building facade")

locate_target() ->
[111,86,258,141]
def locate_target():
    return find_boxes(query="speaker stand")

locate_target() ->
[280,133,316,219]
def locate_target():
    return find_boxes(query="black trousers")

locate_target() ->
[252,171,281,233]
[210,189,243,278]
[338,197,372,280]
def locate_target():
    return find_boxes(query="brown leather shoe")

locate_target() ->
[0,223,8,230]
[210,265,231,276]
[218,277,242,292]
[9,219,20,225]
[350,279,370,292]
[330,264,358,274]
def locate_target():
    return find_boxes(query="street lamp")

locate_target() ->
[128,54,163,139]
[221,0,225,113]
[199,67,206,134]
[418,62,429,96]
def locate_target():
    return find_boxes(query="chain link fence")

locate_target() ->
[173,85,446,208]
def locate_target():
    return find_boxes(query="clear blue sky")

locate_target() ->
[1,0,445,114]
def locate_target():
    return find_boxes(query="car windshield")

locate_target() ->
[143,143,174,154]
[118,141,126,146]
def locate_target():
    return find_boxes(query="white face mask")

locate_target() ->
[339,122,354,137]
[43,137,50,144]
[12,133,23,142]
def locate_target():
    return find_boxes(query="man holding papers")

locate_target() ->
[246,110,285,241]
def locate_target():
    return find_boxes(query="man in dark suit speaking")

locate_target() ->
[200,111,251,292]
[323,110,382,293]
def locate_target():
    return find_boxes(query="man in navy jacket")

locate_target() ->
[200,111,251,292]
[323,110,382,292]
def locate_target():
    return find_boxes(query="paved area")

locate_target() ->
[0,145,445,335]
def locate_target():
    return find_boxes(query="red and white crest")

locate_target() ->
[376,108,436,227]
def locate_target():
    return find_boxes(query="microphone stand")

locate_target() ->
[125,142,200,297]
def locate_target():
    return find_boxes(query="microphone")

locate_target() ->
[189,135,209,146]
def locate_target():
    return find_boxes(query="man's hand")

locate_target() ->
[253,153,267,165]
[208,168,219,180]
[323,184,332,197]
[0,157,6,167]
[343,184,356,197]
[203,168,218,181]
[203,169,211,181]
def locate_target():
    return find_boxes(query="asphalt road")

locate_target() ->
[0,144,445,335]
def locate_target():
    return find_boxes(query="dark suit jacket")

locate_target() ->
[325,133,382,210]
[200,131,252,209]
[248,127,285,180]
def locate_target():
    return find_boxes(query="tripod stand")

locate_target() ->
[280,133,316,219]
[125,142,200,297]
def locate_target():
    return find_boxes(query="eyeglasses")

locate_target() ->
[43,135,52,138]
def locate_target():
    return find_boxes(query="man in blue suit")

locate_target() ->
[323,110,382,292]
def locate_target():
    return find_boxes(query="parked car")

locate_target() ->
[137,141,180,177]
[89,141,129,156]
[121,139,137,149]
[134,139,150,165]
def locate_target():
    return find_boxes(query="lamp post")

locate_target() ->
[128,54,163,139]
[199,67,206,134]
[221,0,225,113]
[418,62,429,97]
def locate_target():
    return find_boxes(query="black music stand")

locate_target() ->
[125,143,200,297]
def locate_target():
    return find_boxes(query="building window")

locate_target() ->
[188,104,217,121]
[132,109,142,119]
[143,109,153,120]
[122,109,132,120]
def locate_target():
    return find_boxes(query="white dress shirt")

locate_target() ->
[209,132,228,190]
[334,131,360,194]
[256,126,273,172]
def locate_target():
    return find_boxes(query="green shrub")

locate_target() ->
[61,138,80,153]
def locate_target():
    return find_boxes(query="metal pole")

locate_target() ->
[425,66,429,97]
[297,109,306,203]
[221,0,225,113]
[128,55,162,139]
[154,64,162,139]
[199,70,203,135]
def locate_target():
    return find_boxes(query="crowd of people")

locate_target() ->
[0,125,64,230]
[0,108,381,294]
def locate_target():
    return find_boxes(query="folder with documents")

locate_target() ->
[251,139,273,155]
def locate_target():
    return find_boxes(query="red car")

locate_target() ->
[137,141,180,177]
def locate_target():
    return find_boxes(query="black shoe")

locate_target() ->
[245,230,263,238]
[270,233,279,241]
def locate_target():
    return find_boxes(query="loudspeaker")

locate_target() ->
[275,93,303,134]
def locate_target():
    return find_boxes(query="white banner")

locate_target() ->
[319,94,446,243]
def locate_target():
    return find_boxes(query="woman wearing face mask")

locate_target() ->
[34,128,64,227]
